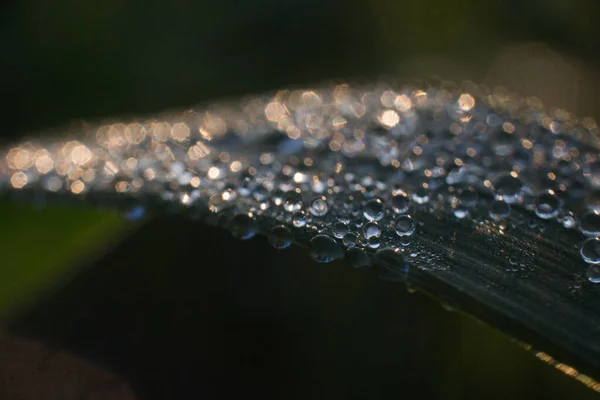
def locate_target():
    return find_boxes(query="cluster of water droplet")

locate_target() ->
[2,79,600,281]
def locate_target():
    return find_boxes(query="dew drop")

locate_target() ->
[368,236,381,249]
[342,232,358,248]
[333,222,349,239]
[229,214,259,240]
[309,234,343,263]
[283,191,302,212]
[459,189,478,208]
[309,197,329,217]
[268,225,293,249]
[411,187,430,204]
[581,238,600,264]
[363,198,385,221]
[363,222,381,239]
[579,212,600,237]
[373,248,409,279]
[454,208,468,219]
[394,215,416,237]
[534,192,561,219]
[391,194,410,214]
[587,265,600,283]
[493,174,523,204]
[489,200,510,221]
[292,211,307,228]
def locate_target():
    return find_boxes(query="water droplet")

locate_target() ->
[363,222,381,239]
[368,236,381,248]
[292,211,307,228]
[363,198,385,221]
[342,232,358,248]
[579,212,600,237]
[252,186,269,202]
[309,197,329,216]
[489,200,510,220]
[391,194,410,214]
[346,248,370,268]
[453,208,468,219]
[229,214,259,240]
[581,238,600,264]
[283,191,302,212]
[493,174,523,204]
[562,214,577,229]
[411,187,430,204]
[309,234,343,263]
[332,222,349,239]
[394,215,415,237]
[459,189,478,208]
[268,225,293,249]
[534,192,561,219]
[587,265,600,283]
[373,248,409,280]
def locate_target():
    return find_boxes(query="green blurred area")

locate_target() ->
[1,0,599,398]
[0,201,127,322]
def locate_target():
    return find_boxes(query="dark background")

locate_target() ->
[1,0,600,399]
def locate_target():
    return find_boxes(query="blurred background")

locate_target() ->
[1,0,600,398]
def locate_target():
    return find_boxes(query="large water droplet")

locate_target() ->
[309,234,343,263]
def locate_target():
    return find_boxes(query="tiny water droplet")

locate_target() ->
[493,174,523,204]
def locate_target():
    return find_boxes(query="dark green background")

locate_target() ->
[1,0,600,399]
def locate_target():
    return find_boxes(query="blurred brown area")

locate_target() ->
[0,334,135,400]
